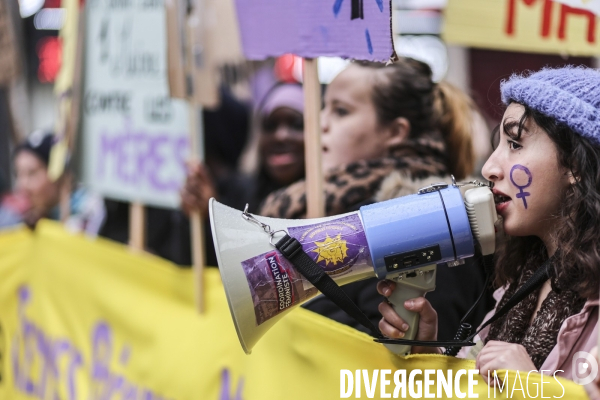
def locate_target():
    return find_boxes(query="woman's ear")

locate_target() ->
[566,170,579,185]
[385,117,410,148]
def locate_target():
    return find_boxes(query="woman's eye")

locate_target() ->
[262,121,276,132]
[291,120,304,131]
[334,107,349,116]
[508,140,522,150]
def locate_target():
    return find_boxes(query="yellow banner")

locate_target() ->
[444,0,600,56]
[0,222,588,399]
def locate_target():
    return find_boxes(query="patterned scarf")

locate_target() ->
[258,135,449,219]
[486,260,586,369]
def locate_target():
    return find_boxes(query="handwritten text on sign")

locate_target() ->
[234,0,393,61]
[82,0,189,208]
[444,0,600,56]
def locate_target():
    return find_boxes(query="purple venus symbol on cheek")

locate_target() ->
[510,164,532,209]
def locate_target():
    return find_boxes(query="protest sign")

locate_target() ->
[0,222,587,400]
[82,0,190,209]
[234,0,394,62]
[444,0,600,56]
[166,0,244,107]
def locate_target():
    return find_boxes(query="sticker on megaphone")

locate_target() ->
[288,214,373,289]
[241,213,374,326]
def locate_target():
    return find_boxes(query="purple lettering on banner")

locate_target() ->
[220,368,244,400]
[91,321,112,392]
[66,347,82,400]
[510,164,532,209]
[12,285,83,400]
[10,286,171,400]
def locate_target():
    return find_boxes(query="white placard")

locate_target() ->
[82,0,190,209]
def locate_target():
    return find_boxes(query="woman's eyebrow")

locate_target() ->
[503,120,528,137]
[331,98,352,108]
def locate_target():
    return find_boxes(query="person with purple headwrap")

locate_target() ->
[180,82,306,266]
[181,82,305,218]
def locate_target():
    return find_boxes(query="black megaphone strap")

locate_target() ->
[275,233,552,350]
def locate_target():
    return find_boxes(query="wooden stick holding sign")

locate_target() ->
[302,58,325,219]
[129,202,146,252]
[186,6,206,314]
[188,113,206,313]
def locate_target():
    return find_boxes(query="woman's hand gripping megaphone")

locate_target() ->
[377,281,442,355]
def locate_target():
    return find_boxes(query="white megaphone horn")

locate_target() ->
[209,180,497,355]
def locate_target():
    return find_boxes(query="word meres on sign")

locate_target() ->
[82,0,190,209]
[234,0,394,61]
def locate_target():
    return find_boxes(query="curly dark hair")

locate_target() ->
[493,103,600,299]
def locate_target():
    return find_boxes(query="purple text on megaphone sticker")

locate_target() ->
[241,251,318,326]
[240,213,372,326]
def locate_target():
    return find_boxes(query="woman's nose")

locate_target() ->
[481,151,503,182]
[274,124,291,140]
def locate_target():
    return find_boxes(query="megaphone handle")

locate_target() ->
[383,266,437,356]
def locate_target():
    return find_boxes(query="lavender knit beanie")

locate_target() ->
[500,66,600,145]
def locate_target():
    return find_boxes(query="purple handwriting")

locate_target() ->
[11,285,174,400]
[510,164,532,209]
[96,118,189,193]
[220,369,244,400]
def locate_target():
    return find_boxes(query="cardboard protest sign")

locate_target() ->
[166,0,244,107]
[234,0,394,61]
[444,0,600,56]
[190,0,245,107]
[82,0,190,208]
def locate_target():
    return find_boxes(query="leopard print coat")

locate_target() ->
[258,135,450,218]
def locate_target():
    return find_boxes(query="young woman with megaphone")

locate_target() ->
[378,67,600,384]
[258,58,493,343]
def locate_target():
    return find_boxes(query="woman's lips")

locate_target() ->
[495,200,510,214]
[267,153,296,167]
[493,189,512,214]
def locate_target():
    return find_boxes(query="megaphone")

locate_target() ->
[209,180,497,355]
